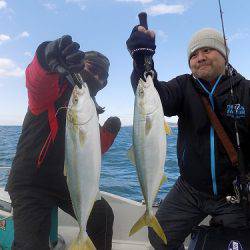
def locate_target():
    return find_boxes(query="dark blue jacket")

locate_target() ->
[131,68,250,197]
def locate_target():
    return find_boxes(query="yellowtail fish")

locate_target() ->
[128,75,169,245]
[65,82,101,250]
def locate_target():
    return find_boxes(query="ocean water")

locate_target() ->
[0,126,179,202]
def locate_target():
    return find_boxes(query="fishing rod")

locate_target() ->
[218,0,229,66]
[218,0,250,205]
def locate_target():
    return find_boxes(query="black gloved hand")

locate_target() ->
[126,25,156,61]
[45,35,85,78]
[103,117,121,134]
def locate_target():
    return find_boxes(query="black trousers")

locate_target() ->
[148,177,249,250]
[9,187,114,250]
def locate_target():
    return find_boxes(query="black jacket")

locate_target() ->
[131,68,250,197]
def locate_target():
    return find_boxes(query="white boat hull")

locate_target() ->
[0,188,209,249]
[58,191,154,249]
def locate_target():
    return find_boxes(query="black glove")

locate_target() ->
[45,35,85,86]
[126,25,156,62]
[103,117,121,134]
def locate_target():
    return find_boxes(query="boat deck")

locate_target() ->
[57,191,154,249]
[0,188,209,249]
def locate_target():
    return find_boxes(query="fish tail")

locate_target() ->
[129,212,147,237]
[129,212,167,245]
[148,214,167,245]
[69,232,96,250]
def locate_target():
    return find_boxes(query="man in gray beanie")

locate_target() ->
[188,28,229,61]
[127,24,250,249]
[7,36,120,250]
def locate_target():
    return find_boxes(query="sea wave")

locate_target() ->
[0,126,179,201]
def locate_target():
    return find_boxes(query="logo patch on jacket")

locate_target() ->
[228,240,243,250]
[226,104,245,118]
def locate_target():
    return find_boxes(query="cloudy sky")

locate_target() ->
[0,0,249,125]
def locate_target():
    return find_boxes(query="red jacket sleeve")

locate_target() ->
[100,126,117,155]
[26,54,60,115]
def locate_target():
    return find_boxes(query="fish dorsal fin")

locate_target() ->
[157,174,167,193]
[160,174,167,188]
[164,121,172,135]
[128,145,136,166]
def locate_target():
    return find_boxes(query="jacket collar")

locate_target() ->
[191,68,244,97]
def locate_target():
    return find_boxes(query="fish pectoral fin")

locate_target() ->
[127,145,136,166]
[164,121,172,135]
[129,212,167,245]
[69,233,96,250]
[79,128,86,146]
[145,117,152,135]
[156,175,168,196]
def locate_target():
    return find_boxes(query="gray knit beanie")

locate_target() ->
[187,28,229,62]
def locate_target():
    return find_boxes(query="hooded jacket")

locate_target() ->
[131,68,250,197]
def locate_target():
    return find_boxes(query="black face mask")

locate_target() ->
[81,69,106,114]
[92,97,105,114]
[81,69,107,97]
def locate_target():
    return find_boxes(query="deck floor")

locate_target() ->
[57,226,153,250]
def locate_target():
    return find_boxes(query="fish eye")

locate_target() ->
[73,97,78,104]
[139,88,144,97]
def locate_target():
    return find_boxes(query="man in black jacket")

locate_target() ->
[127,26,250,249]
[7,35,121,250]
